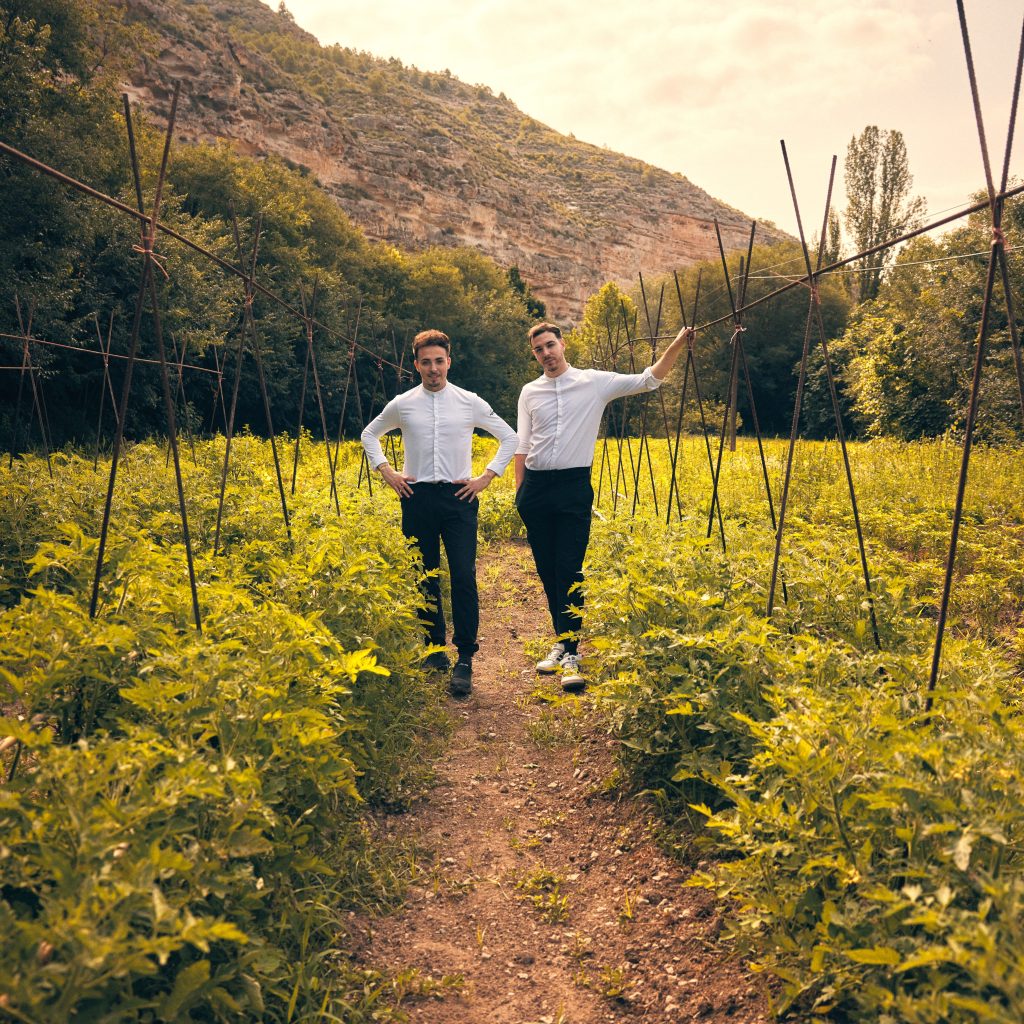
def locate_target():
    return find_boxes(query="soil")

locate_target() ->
[355,539,770,1024]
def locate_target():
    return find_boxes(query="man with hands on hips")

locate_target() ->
[361,329,518,698]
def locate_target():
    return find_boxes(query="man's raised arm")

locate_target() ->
[651,326,695,381]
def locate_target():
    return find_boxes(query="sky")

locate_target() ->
[281,0,1021,239]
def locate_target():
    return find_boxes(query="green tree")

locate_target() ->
[566,282,637,371]
[820,206,843,269]
[843,126,926,301]
[397,247,534,421]
[833,194,1024,441]
[641,242,851,438]
[0,0,141,327]
[507,265,545,319]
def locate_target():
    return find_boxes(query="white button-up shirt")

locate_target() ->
[516,365,662,470]
[361,382,518,482]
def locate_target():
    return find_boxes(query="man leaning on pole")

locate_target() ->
[514,320,694,691]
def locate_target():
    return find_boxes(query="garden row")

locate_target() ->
[0,440,449,1022]
[582,439,1024,1022]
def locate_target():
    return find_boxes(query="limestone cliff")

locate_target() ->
[123,0,788,322]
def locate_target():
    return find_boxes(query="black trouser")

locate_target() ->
[515,467,593,655]
[401,483,479,660]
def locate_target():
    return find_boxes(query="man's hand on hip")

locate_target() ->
[455,471,496,502]
[379,464,416,497]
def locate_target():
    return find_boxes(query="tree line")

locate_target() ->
[2,1,1021,449]
[569,127,1022,443]
[0,0,544,449]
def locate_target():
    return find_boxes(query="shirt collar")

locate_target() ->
[543,364,580,383]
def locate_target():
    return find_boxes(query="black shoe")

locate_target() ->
[423,650,451,673]
[448,660,473,698]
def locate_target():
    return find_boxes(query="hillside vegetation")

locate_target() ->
[122,0,786,319]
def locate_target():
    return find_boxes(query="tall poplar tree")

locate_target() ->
[843,126,926,301]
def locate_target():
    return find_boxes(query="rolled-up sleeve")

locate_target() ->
[599,366,661,401]
[360,397,401,470]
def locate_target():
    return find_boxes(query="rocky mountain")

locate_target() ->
[123,0,788,322]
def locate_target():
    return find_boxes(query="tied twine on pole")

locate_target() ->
[131,241,171,281]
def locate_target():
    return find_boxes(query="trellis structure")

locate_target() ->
[1,1,1023,696]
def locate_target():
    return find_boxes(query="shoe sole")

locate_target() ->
[561,677,586,694]
[448,685,472,698]
[536,665,559,675]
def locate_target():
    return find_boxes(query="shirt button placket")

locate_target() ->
[553,378,561,464]
[433,392,439,481]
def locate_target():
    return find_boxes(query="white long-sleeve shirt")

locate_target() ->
[516,365,662,470]
[361,382,518,482]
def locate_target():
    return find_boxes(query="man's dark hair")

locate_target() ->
[527,322,562,342]
[412,329,451,358]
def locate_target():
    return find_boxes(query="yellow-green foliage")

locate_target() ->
[0,439,445,1021]
[582,436,1024,1022]
[3,433,1023,1020]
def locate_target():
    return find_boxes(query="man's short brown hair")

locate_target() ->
[527,322,562,342]
[412,329,451,358]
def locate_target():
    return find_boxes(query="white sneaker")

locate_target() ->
[560,653,586,693]
[536,642,565,674]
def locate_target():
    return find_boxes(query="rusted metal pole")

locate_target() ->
[665,271,693,526]
[213,214,262,556]
[127,93,202,632]
[92,312,120,471]
[705,335,739,547]
[621,304,659,516]
[594,312,617,507]
[164,331,196,468]
[8,297,53,477]
[0,331,221,377]
[91,86,200,627]
[230,211,292,542]
[710,220,784,582]
[350,347,374,496]
[357,350,386,491]
[631,276,663,518]
[767,152,839,619]
[290,293,314,495]
[666,270,725,545]
[603,315,632,511]
[299,280,342,515]
[330,300,362,504]
[330,342,357,494]
[206,344,228,434]
[995,18,1024,430]
[639,274,680,514]
[613,306,641,513]
[774,144,879,647]
[928,1,1024,704]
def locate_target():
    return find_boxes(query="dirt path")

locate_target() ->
[358,539,769,1023]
